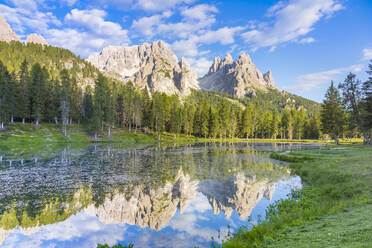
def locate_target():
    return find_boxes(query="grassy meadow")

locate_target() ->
[222,144,372,248]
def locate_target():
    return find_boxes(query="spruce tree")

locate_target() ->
[361,61,372,140]
[18,60,30,124]
[0,61,11,129]
[339,73,370,143]
[320,82,345,144]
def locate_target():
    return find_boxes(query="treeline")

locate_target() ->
[0,60,321,139]
[320,61,372,144]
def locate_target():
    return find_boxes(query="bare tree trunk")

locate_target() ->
[108,126,111,137]
[35,119,39,127]
[10,116,14,124]
[54,116,59,125]
[0,122,4,129]
[22,118,25,125]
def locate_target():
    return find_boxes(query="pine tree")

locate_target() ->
[281,109,294,139]
[321,82,345,144]
[0,61,11,129]
[339,73,370,143]
[60,70,71,136]
[30,63,47,126]
[361,61,372,140]
[18,60,30,124]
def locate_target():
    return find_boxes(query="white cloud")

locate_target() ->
[171,26,242,59]
[134,0,196,12]
[242,0,343,50]
[62,0,77,6]
[65,9,129,37]
[181,4,218,21]
[131,11,172,38]
[2,213,127,248]
[8,0,39,11]
[0,3,61,34]
[46,9,130,57]
[362,48,372,60]
[198,27,244,45]
[132,4,218,39]
[186,57,212,77]
[289,64,365,92]
[298,37,315,44]
[171,38,199,57]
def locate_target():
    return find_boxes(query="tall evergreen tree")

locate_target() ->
[321,82,345,144]
[18,60,30,124]
[30,63,47,126]
[361,61,372,138]
[60,70,71,136]
[339,73,370,143]
[0,61,11,129]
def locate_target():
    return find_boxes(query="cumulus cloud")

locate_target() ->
[62,0,77,6]
[45,9,130,57]
[185,57,212,77]
[132,4,219,39]
[0,2,61,34]
[131,11,173,38]
[362,48,372,60]
[170,26,242,59]
[298,37,315,44]
[242,0,343,51]
[1,213,127,248]
[288,64,365,92]
[134,0,196,12]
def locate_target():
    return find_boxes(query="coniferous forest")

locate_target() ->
[0,41,371,142]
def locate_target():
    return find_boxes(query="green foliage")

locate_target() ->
[320,82,346,144]
[222,145,372,248]
[0,42,323,140]
[0,41,98,80]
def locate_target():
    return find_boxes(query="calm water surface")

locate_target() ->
[0,143,322,248]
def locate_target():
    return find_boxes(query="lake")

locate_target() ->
[0,142,322,248]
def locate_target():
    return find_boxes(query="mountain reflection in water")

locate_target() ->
[0,143,312,248]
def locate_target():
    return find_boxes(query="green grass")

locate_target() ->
[265,203,372,248]
[0,122,331,159]
[222,145,372,248]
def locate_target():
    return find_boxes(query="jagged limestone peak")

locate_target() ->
[26,33,48,46]
[199,52,276,98]
[224,53,234,64]
[0,15,20,42]
[87,40,199,96]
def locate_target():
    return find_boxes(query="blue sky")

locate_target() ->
[1,0,372,102]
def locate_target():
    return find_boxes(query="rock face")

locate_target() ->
[199,53,275,98]
[0,15,20,42]
[26,34,48,46]
[88,40,199,96]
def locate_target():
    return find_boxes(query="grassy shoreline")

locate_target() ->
[0,122,331,159]
[222,144,372,247]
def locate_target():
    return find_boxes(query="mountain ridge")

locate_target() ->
[87,40,200,96]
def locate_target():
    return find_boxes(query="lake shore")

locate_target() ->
[222,144,372,248]
[0,122,331,159]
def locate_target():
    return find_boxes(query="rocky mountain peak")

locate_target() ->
[26,34,48,46]
[199,52,276,98]
[0,15,20,42]
[88,40,199,96]
[236,52,252,65]
[263,70,275,87]
[224,53,234,64]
